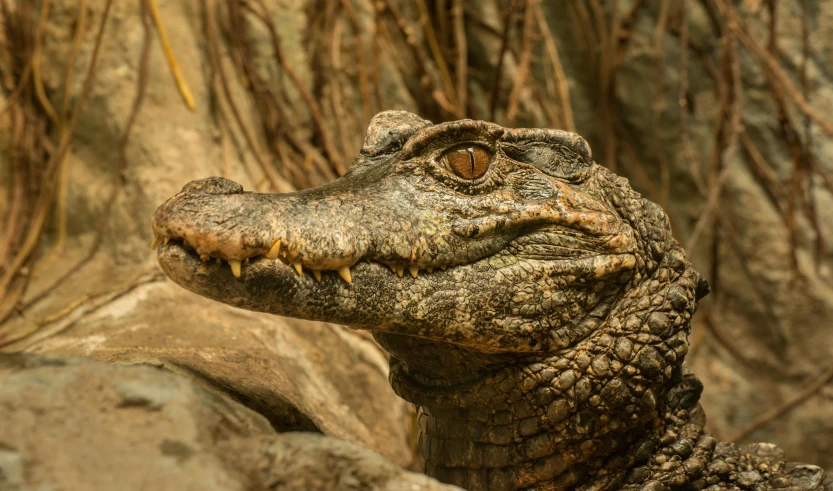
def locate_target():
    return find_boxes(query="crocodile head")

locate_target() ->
[154,111,646,353]
[153,111,710,489]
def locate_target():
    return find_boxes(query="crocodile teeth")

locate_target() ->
[338,267,352,283]
[394,266,404,278]
[200,254,210,262]
[312,270,322,282]
[292,261,303,275]
[426,267,433,273]
[151,237,161,250]
[408,266,418,278]
[440,265,447,271]
[229,259,242,277]
[265,240,282,259]
[164,237,170,245]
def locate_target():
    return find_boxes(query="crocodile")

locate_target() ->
[152,111,831,491]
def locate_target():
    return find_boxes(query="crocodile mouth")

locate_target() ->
[153,234,452,283]
[152,221,635,285]
[155,232,636,353]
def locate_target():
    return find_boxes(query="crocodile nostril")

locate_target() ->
[180,177,244,195]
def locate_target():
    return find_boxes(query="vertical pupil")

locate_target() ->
[447,147,490,179]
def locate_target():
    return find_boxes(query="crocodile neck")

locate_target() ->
[373,249,706,490]
[377,335,711,490]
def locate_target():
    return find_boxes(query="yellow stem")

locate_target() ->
[148,0,195,110]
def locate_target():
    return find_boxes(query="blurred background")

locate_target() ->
[0,0,831,473]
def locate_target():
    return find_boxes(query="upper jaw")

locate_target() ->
[151,175,517,280]
[151,178,637,294]
[152,167,637,278]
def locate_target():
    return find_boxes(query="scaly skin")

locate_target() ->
[152,111,830,490]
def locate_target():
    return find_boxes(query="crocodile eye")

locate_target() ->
[445,147,491,180]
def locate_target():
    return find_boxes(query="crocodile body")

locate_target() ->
[152,111,831,490]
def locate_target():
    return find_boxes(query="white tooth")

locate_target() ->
[426,267,434,273]
[338,267,352,283]
[312,270,322,282]
[408,266,418,278]
[292,261,303,275]
[395,266,404,278]
[151,237,161,250]
[229,259,242,277]
[265,240,282,259]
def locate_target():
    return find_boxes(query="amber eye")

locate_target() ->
[445,146,491,180]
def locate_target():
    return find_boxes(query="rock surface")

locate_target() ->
[1,0,416,472]
[13,280,414,467]
[0,353,457,491]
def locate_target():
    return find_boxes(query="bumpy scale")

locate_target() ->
[152,111,831,491]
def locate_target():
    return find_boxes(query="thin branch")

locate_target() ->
[533,2,574,131]
[31,0,58,124]
[731,364,833,442]
[505,0,535,126]
[249,0,346,174]
[413,0,457,112]
[451,0,466,117]
[14,0,153,320]
[718,0,833,139]
[36,0,90,273]
[204,1,293,193]
[0,0,115,325]
[702,310,759,374]
[488,1,513,121]
[339,0,374,122]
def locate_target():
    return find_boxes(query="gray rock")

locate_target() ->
[253,433,458,490]
[0,353,457,491]
[0,353,272,490]
[0,448,23,491]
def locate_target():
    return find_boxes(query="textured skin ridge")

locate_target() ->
[153,111,832,490]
